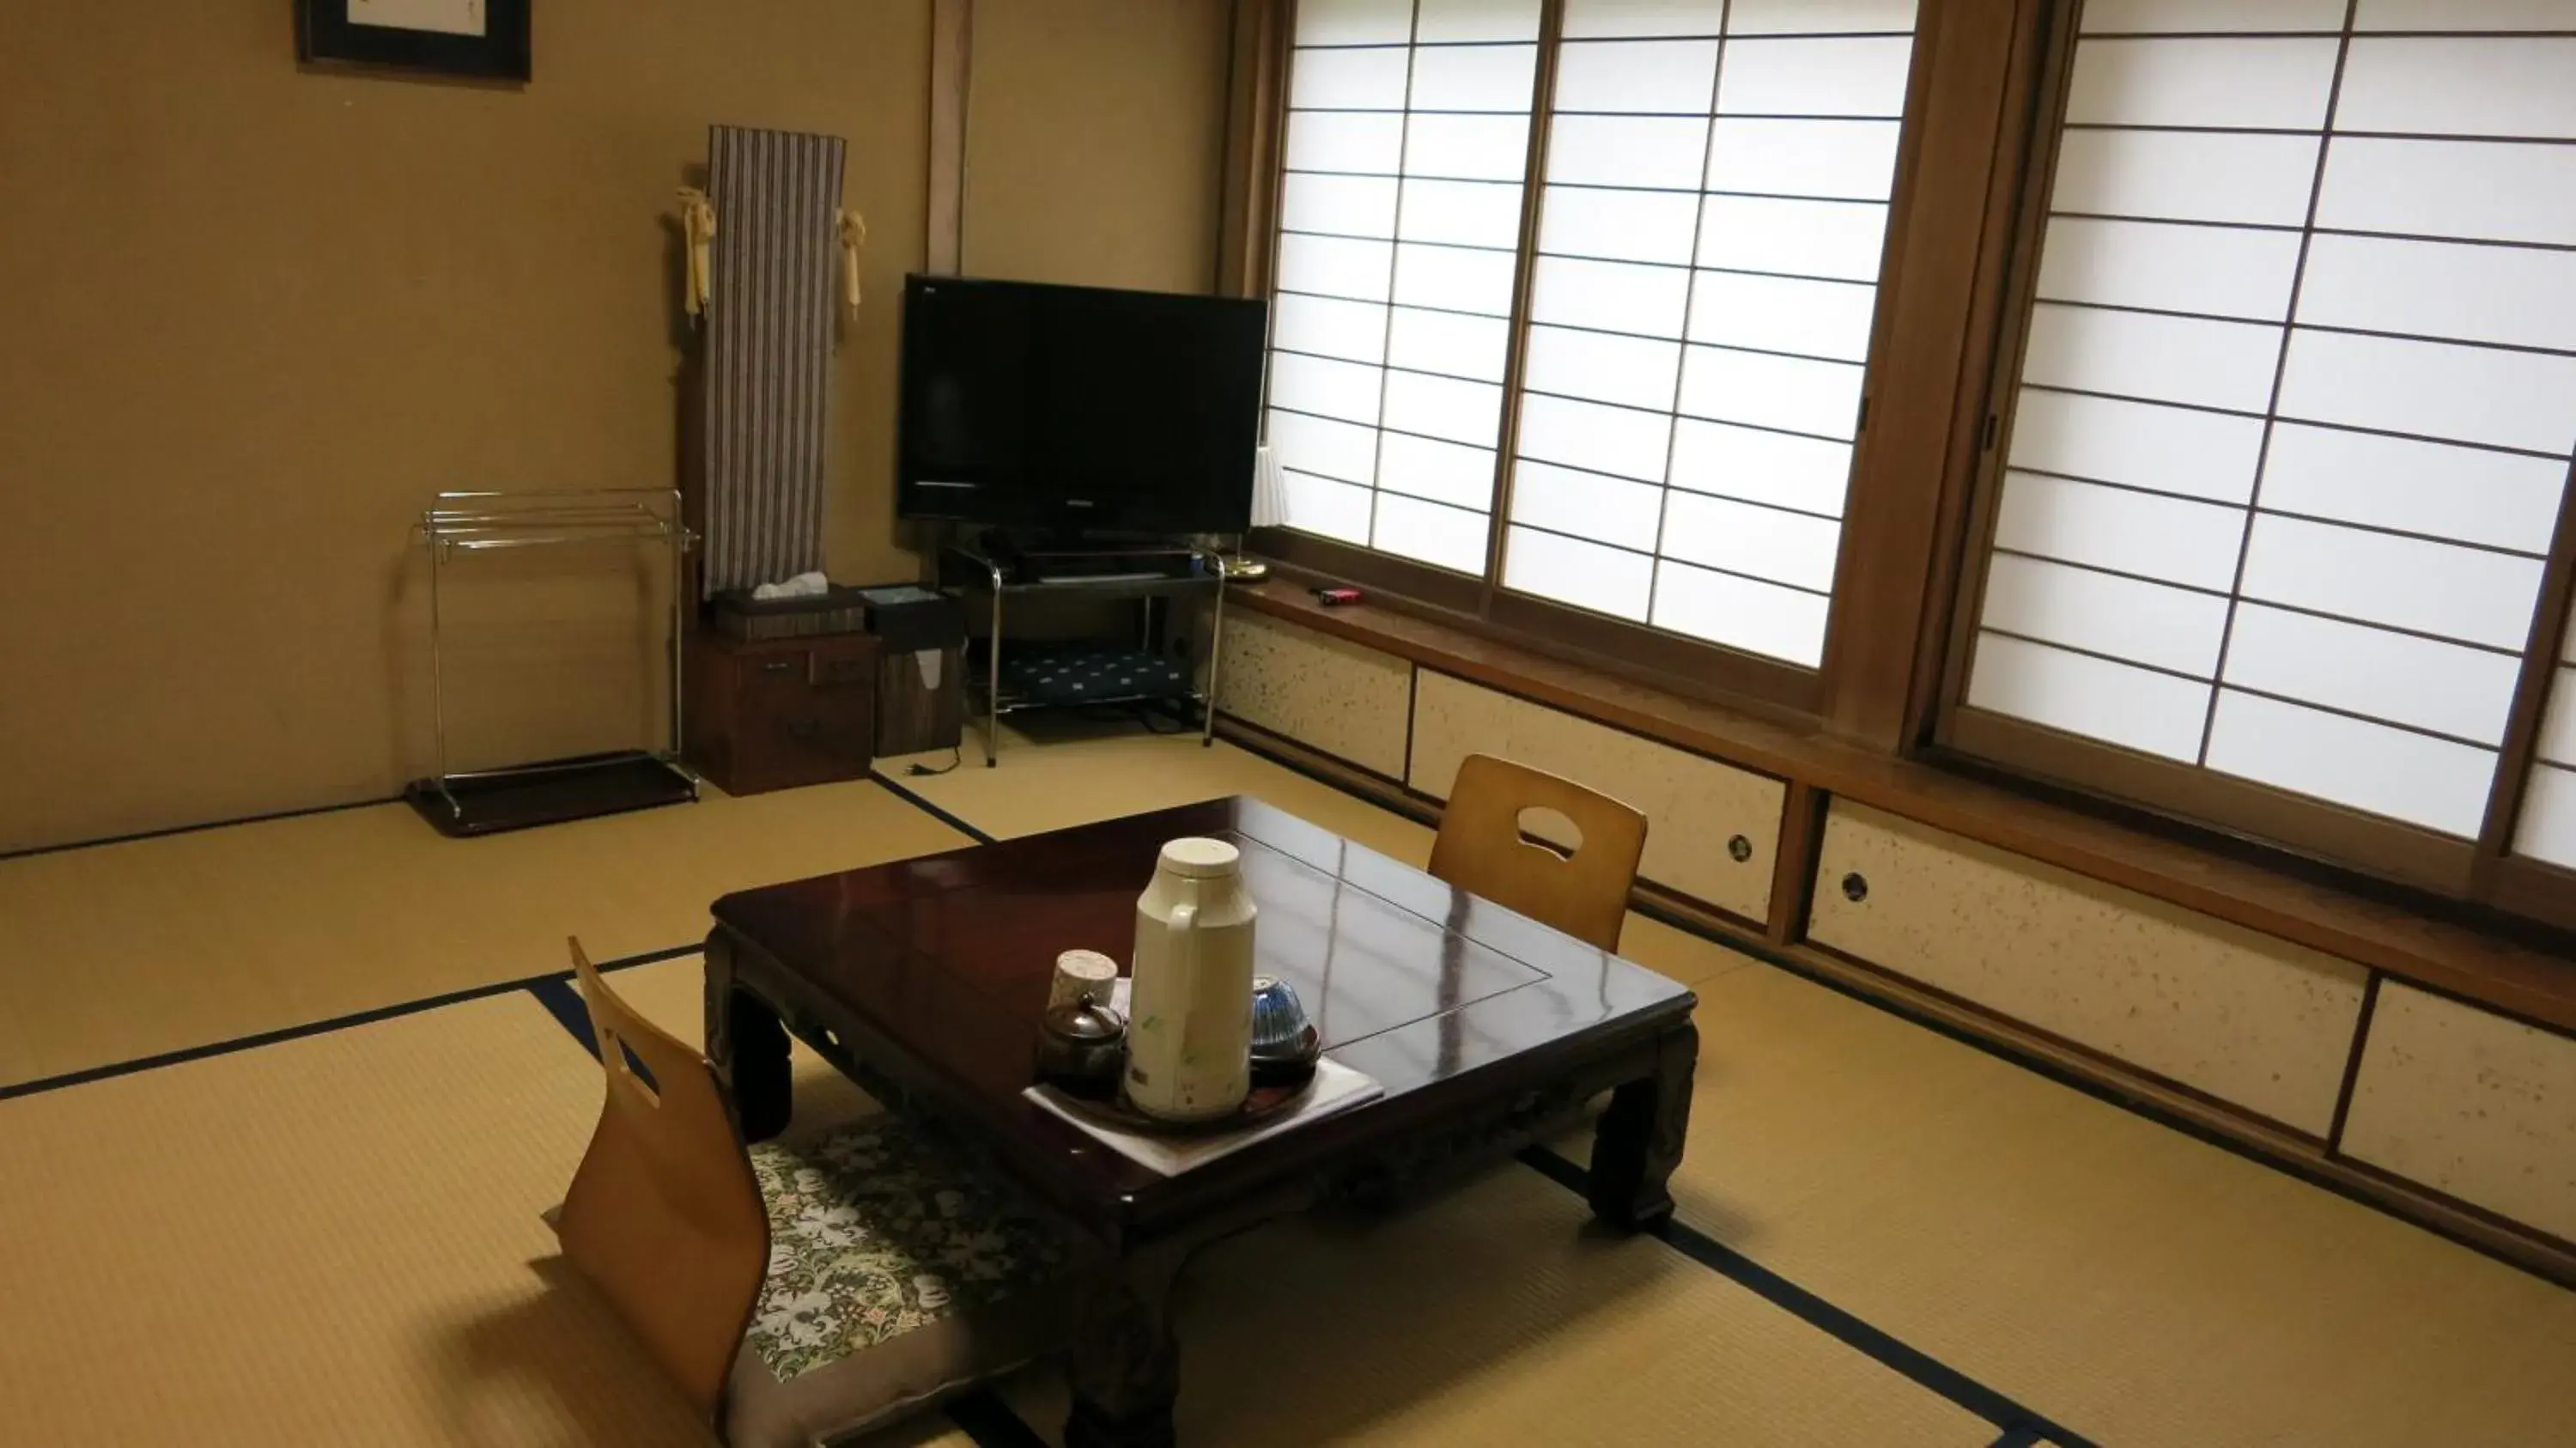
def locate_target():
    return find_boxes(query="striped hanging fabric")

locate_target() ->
[701,125,847,596]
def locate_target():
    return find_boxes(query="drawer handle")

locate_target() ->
[1727,834,1753,863]
[1841,871,1869,903]
[762,659,796,673]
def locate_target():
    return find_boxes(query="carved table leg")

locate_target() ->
[1588,1019,1698,1231]
[1065,1246,1188,1448]
[704,930,793,1143]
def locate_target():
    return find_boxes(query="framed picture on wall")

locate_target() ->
[296,0,532,81]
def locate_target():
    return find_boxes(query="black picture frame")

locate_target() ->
[296,0,532,81]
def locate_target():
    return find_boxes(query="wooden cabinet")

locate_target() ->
[684,630,878,795]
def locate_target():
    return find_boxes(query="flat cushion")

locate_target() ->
[999,646,1189,706]
[722,1115,1083,1448]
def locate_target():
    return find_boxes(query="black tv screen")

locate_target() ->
[896,275,1267,535]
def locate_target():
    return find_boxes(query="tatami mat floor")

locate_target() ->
[1564,968,2576,1446]
[0,779,967,1088]
[0,992,715,1447]
[1,718,2570,1446]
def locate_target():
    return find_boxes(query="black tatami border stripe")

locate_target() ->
[1514,1145,2092,1446]
[526,975,598,1057]
[867,771,999,846]
[0,940,701,1104]
[0,793,403,865]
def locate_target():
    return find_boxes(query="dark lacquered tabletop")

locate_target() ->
[710,796,1695,1224]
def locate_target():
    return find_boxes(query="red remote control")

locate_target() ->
[1313,587,1363,606]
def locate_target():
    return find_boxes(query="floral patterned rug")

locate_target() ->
[744,1115,1074,1381]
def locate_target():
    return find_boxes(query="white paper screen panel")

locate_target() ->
[1269,0,1542,575]
[1503,2,1917,669]
[1967,7,2576,840]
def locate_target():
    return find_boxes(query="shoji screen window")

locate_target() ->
[1956,1,2576,876]
[1267,0,1542,574]
[1503,0,1917,667]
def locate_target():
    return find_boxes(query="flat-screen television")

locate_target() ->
[896,275,1268,536]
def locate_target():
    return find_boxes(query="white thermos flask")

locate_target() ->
[1124,837,1258,1122]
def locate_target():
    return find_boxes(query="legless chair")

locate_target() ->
[1428,755,1648,952]
[556,937,770,1423]
[553,940,1081,1447]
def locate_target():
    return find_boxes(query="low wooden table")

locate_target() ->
[706,797,1698,1448]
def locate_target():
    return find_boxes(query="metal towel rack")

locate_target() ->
[408,488,700,836]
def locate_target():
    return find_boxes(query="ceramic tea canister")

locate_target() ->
[1125,837,1258,1122]
[1048,949,1120,1011]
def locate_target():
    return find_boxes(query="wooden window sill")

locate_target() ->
[1224,576,2576,1034]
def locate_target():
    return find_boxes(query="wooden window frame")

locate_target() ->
[1234,0,2032,728]
[1224,0,2576,931]
[2482,478,2576,932]
[1923,0,2576,927]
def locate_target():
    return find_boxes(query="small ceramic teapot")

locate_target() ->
[1036,990,1127,1088]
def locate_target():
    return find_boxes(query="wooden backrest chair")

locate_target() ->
[554,938,772,1424]
[1428,753,1649,952]
[551,939,1083,1448]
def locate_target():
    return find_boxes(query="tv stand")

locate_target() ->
[937,539,1227,766]
[973,529,1203,587]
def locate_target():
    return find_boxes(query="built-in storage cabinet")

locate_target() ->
[2342,983,2576,1245]
[1807,801,2367,1136]
[1217,611,1413,781]
[1409,671,1783,927]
